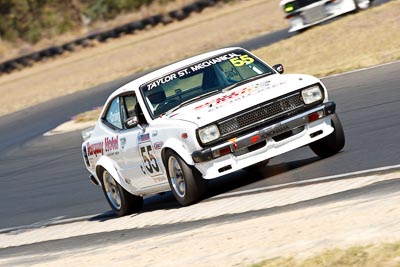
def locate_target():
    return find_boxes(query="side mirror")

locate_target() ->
[272,64,284,74]
[125,116,138,129]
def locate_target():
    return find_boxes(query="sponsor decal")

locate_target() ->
[194,81,272,111]
[139,133,150,143]
[146,53,240,90]
[109,110,120,125]
[190,53,240,72]
[126,118,137,127]
[105,135,118,152]
[87,141,103,157]
[147,73,178,90]
[154,141,164,150]
[194,90,241,110]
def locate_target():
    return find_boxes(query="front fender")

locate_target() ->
[95,156,131,193]
[161,138,194,166]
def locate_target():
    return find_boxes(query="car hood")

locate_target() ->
[165,73,321,127]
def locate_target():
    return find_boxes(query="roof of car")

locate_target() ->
[108,47,245,100]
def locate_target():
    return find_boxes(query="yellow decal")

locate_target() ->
[230,55,255,67]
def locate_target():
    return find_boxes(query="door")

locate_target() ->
[118,94,166,190]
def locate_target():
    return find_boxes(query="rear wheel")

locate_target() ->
[309,114,345,158]
[101,169,143,216]
[165,150,207,206]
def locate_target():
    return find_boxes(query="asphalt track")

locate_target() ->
[0,18,398,231]
[1,172,399,259]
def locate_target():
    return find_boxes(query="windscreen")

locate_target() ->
[284,0,322,12]
[140,49,274,118]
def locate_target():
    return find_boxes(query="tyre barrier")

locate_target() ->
[62,42,76,52]
[0,0,224,76]
[169,9,189,21]
[29,52,41,62]
[126,21,145,32]
[72,36,93,49]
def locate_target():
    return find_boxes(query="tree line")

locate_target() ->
[0,0,154,43]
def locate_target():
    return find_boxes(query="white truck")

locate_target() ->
[82,47,345,216]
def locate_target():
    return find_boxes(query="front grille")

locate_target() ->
[218,92,304,137]
[303,4,326,24]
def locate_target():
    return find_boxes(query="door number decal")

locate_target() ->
[139,142,162,177]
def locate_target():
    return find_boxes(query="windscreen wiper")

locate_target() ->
[222,72,273,93]
[165,89,220,115]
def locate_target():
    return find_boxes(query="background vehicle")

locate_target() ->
[280,0,373,32]
[81,47,345,216]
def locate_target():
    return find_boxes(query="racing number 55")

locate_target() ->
[139,144,161,176]
[230,55,255,67]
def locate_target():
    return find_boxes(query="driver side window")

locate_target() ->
[122,94,137,119]
[121,94,147,126]
[104,97,122,129]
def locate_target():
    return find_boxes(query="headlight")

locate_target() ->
[198,124,220,144]
[302,85,323,105]
[284,2,295,13]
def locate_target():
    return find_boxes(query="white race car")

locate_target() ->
[280,0,373,32]
[82,47,345,216]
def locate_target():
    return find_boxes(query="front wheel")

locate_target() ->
[309,114,345,158]
[101,169,143,217]
[165,150,207,206]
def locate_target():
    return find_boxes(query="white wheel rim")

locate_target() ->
[103,170,121,210]
[168,156,186,198]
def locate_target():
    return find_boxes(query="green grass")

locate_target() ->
[251,242,400,267]
[0,0,164,44]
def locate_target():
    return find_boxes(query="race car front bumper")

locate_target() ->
[192,102,335,170]
[286,0,357,32]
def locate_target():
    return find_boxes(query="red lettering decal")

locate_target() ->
[87,141,104,156]
[195,105,204,110]
[105,135,119,152]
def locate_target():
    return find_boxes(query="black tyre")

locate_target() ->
[62,43,75,52]
[101,169,143,216]
[309,114,345,158]
[165,150,207,206]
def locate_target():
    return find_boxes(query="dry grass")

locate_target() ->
[70,1,400,124]
[0,0,284,117]
[254,1,400,77]
[72,106,103,122]
[252,242,400,267]
[1,1,399,118]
